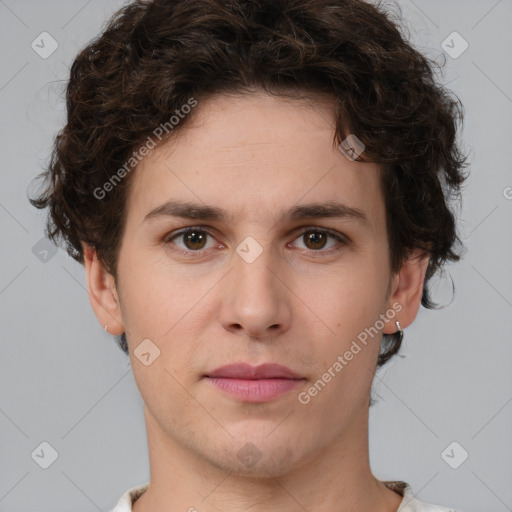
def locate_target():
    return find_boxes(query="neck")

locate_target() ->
[133,406,403,512]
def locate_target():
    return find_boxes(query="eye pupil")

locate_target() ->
[305,231,327,250]
[185,231,207,250]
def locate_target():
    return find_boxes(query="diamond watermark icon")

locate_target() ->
[32,237,58,263]
[31,32,59,59]
[31,441,59,469]
[338,134,365,161]
[236,236,263,264]
[237,442,263,468]
[441,32,468,59]
[134,338,160,366]
[441,441,469,469]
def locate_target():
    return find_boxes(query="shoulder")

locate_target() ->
[109,483,149,512]
[398,483,459,512]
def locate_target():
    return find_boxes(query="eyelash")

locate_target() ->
[163,226,349,257]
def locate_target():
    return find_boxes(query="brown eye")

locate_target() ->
[165,228,216,253]
[292,228,346,252]
[303,231,328,250]
[182,230,208,250]
[164,226,347,258]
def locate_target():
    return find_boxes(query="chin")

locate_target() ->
[204,433,305,478]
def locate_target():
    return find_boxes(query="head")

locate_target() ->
[30,0,467,476]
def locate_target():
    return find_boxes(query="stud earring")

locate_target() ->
[104,324,108,333]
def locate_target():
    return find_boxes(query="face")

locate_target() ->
[87,91,421,477]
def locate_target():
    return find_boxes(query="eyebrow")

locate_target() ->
[143,200,368,226]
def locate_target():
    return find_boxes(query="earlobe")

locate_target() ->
[384,250,430,333]
[81,242,125,335]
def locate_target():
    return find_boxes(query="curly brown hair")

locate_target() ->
[29,0,468,366]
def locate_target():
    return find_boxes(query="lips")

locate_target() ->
[205,363,302,380]
[204,363,305,402]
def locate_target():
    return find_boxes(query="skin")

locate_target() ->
[82,91,429,512]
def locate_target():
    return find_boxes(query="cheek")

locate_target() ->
[118,257,208,369]
[117,249,180,327]
[305,261,389,367]
[312,259,388,322]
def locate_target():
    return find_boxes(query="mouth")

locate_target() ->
[203,363,306,403]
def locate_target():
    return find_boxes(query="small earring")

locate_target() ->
[104,324,108,333]
[395,320,403,342]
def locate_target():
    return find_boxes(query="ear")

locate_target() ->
[81,242,125,335]
[383,249,430,334]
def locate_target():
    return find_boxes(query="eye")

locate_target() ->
[163,226,348,257]
[164,228,219,254]
[290,228,348,252]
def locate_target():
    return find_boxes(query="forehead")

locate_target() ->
[125,91,384,229]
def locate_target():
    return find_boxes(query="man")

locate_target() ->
[30,0,467,510]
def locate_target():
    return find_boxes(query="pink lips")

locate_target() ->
[204,363,305,402]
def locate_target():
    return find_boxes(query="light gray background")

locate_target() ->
[1,0,511,511]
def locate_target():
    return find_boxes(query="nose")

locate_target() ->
[219,240,292,340]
